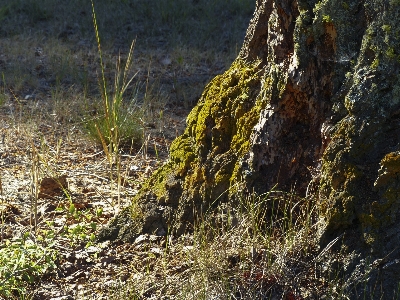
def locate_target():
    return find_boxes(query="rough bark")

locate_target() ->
[99,0,400,296]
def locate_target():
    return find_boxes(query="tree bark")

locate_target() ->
[99,0,400,296]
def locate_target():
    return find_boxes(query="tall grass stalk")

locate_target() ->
[30,140,39,233]
[91,0,138,209]
[0,172,3,196]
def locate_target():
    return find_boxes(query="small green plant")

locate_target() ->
[0,234,57,298]
[48,202,98,248]
[87,8,142,148]
[0,201,98,298]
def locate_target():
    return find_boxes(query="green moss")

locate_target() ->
[358,195,398,245]
[144,163,174,200]
[322,14,332,23]
[313,1,325,14]
[130,58,265,224]
[322,152,399,243]
[375,152,400,188]
[371,58,379,69]
[386,47,396,59]
[382,24,392,33]
[169,135,196,176]
[186,60,262,155]
[346,152,400,246]
[359,213,379,228]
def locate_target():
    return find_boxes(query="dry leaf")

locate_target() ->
[39,175,68,198]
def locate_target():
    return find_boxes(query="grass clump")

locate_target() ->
[83,53,143,151]
[85,0,145,209]
[85,1,143,150]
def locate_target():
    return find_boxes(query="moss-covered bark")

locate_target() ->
[313,0,400,296]
[99,0,400,296]
[99,58,266,240]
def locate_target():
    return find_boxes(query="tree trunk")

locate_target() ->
[99,0,400,296]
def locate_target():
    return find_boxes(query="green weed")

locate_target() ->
[0,233,57,299]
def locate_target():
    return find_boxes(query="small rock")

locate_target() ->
[49,296,73,300]
[134,234,149,244]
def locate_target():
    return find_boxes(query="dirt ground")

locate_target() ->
[0,94,189,298]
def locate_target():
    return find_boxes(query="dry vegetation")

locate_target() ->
[0,0,357,299]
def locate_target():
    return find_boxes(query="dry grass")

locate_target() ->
[105,192,350,299]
